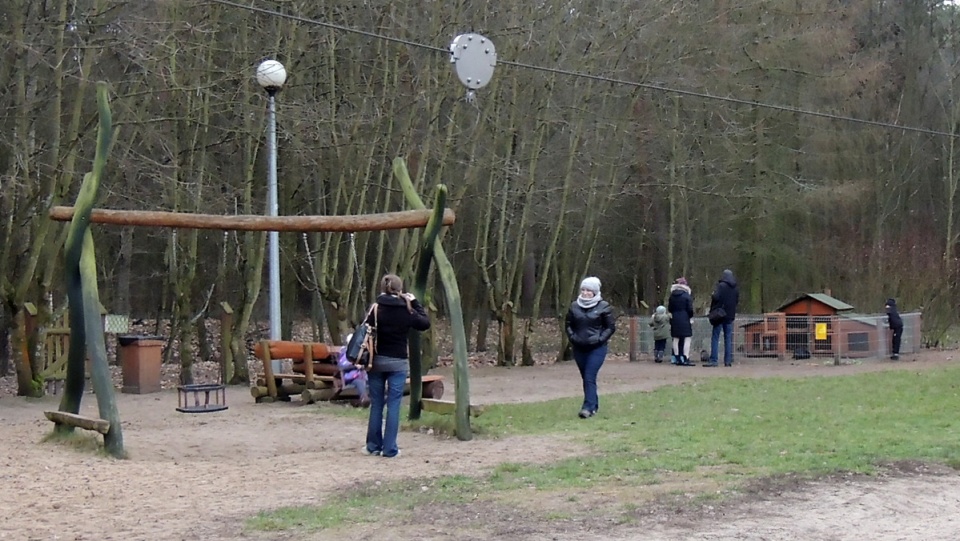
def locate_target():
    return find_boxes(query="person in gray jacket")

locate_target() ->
[565,276,616,418]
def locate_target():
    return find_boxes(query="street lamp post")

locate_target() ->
[256,60,286,369]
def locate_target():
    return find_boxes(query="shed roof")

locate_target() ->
[776,293,854,313]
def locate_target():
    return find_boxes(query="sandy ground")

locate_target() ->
[1,351,958,540]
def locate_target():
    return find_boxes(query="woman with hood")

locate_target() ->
[706,269,740,367]
[565,276,616,418]
[668,277,695,366]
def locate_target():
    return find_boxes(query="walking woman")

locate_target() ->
[565,276,616,418]
[362,274,430,458]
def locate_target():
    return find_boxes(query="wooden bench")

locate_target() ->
[253,340,337,402]
[252,339,445,404]
[44,410,110,434]
[420,398,485,417]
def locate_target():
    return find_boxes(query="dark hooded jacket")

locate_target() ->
[886,298,903,330]
[709,270,740,324]
[667,283,694,338]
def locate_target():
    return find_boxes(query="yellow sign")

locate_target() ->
[815,323,827,341]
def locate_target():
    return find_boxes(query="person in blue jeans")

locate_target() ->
[565,276,616,419]
[362,274,430,458]
[707,269,740,367]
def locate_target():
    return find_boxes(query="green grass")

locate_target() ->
[249,366,960,532]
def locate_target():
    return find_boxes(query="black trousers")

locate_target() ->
[891,326,903,355]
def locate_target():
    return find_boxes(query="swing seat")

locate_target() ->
[177,383,228,413]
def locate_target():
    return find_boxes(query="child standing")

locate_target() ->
[337,335,370,406]
[649,305,671,363]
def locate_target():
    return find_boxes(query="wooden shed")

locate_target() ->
[742,293,880,359]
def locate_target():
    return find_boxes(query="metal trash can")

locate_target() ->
[118,335,164,394]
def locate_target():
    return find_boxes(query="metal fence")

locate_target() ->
[634,312,921,361]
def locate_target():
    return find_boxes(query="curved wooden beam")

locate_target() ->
[49,206,456,232]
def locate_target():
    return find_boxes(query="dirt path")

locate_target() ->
[0,352,957,540]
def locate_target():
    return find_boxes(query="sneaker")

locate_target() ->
[578,409,591,418]
[361,446,380,456]
[382,449,401,458]
[891,354,899,361]
[703,362,718,367]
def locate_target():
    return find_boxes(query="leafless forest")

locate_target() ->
[2,1,959,393]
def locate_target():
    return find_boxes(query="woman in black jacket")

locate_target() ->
[668,277,695,366]
[565,276,616,418]
[362,274,430,458]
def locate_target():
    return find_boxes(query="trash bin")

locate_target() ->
[118,335,164,394]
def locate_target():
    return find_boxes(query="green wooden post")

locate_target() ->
[394,158,472,440]
[59,82,125,457]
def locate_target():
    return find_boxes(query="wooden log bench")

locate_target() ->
[44,411,110,434]
[253,339,445,404]
[253,340,337,402]
[420,398,485,417]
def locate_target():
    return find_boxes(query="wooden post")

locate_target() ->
[629,316,638,362]
[220,302,234,384]
[303,344,314,386]
[260,340,277,399]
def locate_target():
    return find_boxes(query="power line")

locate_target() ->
[210,0,957,139]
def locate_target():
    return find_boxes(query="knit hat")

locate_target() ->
[580,276,601,294]
[886,298,896,307]
[655,305,666,315]
[675,277,688,286]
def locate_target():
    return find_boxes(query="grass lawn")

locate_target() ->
[248,365,960,533]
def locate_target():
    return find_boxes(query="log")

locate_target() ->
[291,361,338,377]
[49,206,456,232]
[254,341,333,361]
[44,411,111,434]
[420,399,485,417]
[301,388,339,404]
[251,382,308,401]
[423,378,444,400]
[256,376,332,389]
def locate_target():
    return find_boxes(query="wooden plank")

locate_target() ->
[420,399,485,417]
[44,411,110,434]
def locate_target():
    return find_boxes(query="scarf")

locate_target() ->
[577,293,601,309]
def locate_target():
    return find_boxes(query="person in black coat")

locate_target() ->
[667,277,695,366]
[885,298,904,360]
[362,274,430,458]
[565,276,616,418]
[706,269,740,367]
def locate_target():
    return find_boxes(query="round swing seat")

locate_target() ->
[176,383,228,413]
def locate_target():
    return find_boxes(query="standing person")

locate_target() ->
[668,277,695,366]
[706,269,740,367]
[649,305,671,363]
[565,276,616,419]
[362,274,430,458]
[885,298,903,360]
